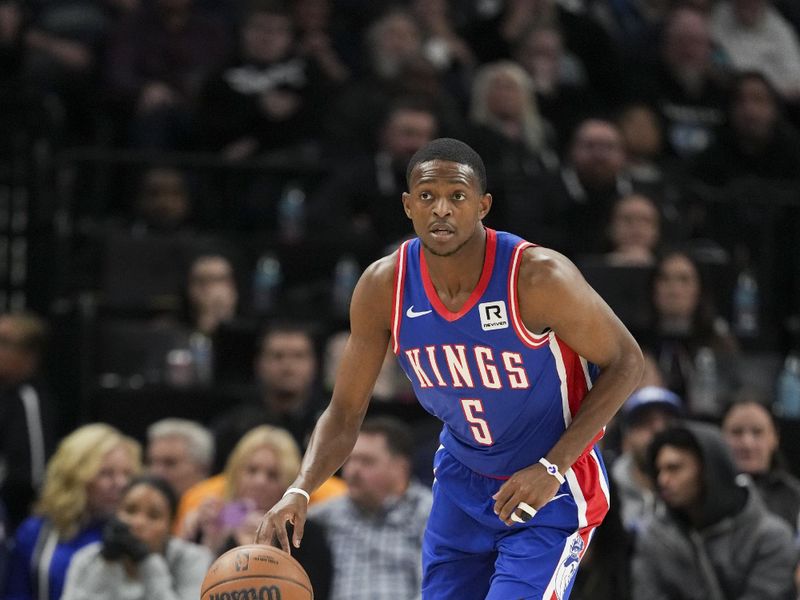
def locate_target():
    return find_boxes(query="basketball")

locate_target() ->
[201,544,313,600]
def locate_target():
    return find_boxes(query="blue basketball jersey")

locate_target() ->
[392,228,602,477]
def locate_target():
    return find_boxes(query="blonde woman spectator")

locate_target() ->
[467,60,556,230]
[4,424,140,600]
[179,426,332,598]
[61,475,211,600]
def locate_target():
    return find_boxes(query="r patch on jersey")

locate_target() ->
[479,301,508,331]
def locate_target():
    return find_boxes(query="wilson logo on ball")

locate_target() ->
[208,586,282,600]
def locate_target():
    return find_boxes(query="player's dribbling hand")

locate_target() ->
[254,493,308,553]
[491,463,561,526]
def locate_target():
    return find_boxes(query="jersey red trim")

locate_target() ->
[391,241,410,355]
[420,228,497,322]
[508,241,551,348]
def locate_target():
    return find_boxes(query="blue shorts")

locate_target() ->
[422,447,609,600]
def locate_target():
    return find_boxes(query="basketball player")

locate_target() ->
[256,138,644,599]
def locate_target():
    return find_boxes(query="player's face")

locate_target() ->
[402,160,491,257]
[655,445,703,510]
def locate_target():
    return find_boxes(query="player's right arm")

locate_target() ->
[255,252,395,552]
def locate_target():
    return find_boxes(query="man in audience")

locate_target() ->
[611,386,682,534]
[211,322,323,471]
[146,418,214,498]
[309,98,438,247]
[633,423,796,599]
[0,312,56,529]
[310,417,432,600]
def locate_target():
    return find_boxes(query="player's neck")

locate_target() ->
[423,226,487,303]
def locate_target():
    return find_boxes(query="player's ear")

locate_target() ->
[479,193,492,220]
[402,192,413,219]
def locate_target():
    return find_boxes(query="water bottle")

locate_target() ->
[332,254,360,319]
[775,354,800,419]
[189,332,213,386]
[252,252,282,315]
[277,181,306,241]
[733,267,759,338]
[689,346,720,417]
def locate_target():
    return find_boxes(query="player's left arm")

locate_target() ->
[493,247,643,524]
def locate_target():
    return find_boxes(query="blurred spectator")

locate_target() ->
[20,0,137,143]
[639,249,739,415]
[146,419,214,499]
[722,396,800,532]
[0,312,56,530]
[309,98,437,246]
[323,330,413,404]
[513,23,593,142]
[611,386,682,534]
[465,0,624,108]
[183,255,238,337]
[603,193,661,267]
[179,425,332,598]
[692,71,800,187]
[4,424,141,600]
[0,500,7,594]
[711,0,800,101]
[410,0,475,100]
[130,167,192,234]
[616,102,686,231]
[569,485,632,600]
[589,0,670,59]
[293,0,351,84]
[195,1,334,159]
[105,0,230,148]
[512,118,631,258]
[210,322,324,469]
[633,423,797,600]
[326,9,463,154]
[310,417,432,600]
[61,475,211,600]
[466,60,557,230]
[635,5,729,158]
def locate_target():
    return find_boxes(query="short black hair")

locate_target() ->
[406,138,487,192]
[123,474,179,520]
[646,425,703,481]
[360,417,414,461]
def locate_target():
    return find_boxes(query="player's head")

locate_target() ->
[402,139,491,257]
[405,138,487,193]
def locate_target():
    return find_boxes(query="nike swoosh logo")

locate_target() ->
[551,493,569,502]
[406,306,433,318]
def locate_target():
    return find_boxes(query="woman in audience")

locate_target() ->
[604,193,662,267]
[640,249,739,417]
[4,424,141,600]
[722,396,800,532]
[61,475,211,600]
[179,425,331,599]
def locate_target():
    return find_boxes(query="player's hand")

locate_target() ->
[254,492,308,553]
[491,462,562,526]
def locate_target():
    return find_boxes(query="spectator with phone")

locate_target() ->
[61,475,211,600]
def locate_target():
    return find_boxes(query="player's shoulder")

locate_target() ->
[349,247,403,326]
[517,246,582,291]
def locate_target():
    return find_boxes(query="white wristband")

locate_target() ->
[283,487,310,502]
[538,457,566,484]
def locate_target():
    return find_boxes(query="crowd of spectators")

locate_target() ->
[2,0,800,598]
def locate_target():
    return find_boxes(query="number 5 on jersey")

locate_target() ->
[461,399,493,445]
